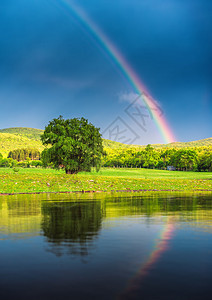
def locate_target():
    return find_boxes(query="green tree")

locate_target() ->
[41,116,104,174]
[142,144,159,168]
[198,151,212,171]
[170,149,197,171]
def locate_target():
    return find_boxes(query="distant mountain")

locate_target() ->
[0,127,211,157]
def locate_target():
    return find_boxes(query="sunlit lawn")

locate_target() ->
[0,167,211,194]
[83,167,212,179]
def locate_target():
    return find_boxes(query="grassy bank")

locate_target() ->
[0,167,211,194]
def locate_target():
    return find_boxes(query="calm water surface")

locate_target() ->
[0,192,212,300]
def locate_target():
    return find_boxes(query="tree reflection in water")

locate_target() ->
[41,201,104,257]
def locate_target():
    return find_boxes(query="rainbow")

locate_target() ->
[57,0,176,143]
[121,220,175,297]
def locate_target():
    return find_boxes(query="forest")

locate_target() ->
[102,145,212,172]
[0,144,211,172]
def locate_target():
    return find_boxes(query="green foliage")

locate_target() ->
[103,146,212,172]
[41,116,104,174]
[0,127,211,159]
[198,151,212,172]
[0,158,10,167]
[8,148,40,161]
[0,126,211,172]
[170,149,198,171]
[30,160,43,168]
[0,157,43,169]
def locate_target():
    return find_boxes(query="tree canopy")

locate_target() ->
[41,116,104,174]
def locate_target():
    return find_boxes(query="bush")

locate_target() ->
[30,160,43,168]
[0,158,10,167]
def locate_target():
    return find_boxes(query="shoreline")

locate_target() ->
[1,188,212,196]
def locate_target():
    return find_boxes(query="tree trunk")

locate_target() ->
[65,169,72,174]
[65,169,78,174]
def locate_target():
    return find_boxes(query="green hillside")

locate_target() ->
[103,139,141,149]
[152,138,212,149]
[0,127,211,158]
[0,132,44,157]
[0,127,44,141]
[103,137,212,149]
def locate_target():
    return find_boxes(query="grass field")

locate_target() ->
[0,167,211,194]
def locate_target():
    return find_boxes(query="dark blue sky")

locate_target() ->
[0,0,211,144]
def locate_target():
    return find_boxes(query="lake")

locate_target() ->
[0,192,212,299]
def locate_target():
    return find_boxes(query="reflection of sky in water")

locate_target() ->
[0,193,212,299]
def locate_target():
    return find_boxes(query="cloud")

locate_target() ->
[118,91,162,108]
[118,92,140,103]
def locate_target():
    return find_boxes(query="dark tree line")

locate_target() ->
[0,145,211,172]
[8,148,40,161]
